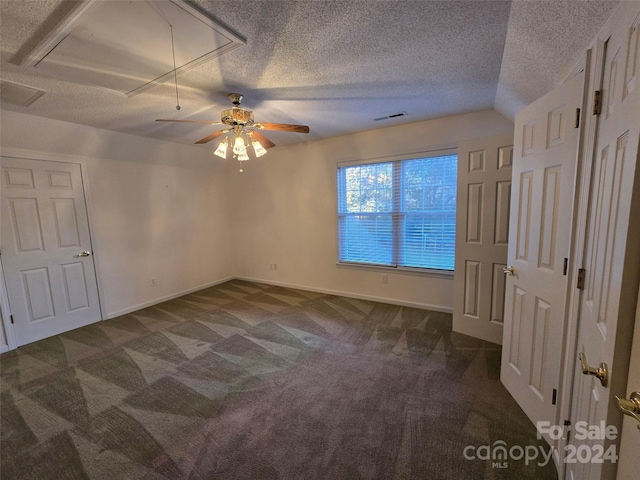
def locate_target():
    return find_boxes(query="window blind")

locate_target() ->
[337,154,457,271]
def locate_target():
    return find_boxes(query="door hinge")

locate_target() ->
[577,268,586,290]
[593,90,602,115]
[575,108,581,128]
[563,258,568,275]
[552,388,558,405]
[10,315,14,324]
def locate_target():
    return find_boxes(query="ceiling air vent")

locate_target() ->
[0,80,46,107]
[374,111,407,121]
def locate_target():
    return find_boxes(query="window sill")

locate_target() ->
[335,262,454,279]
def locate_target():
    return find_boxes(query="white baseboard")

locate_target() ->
[105,276,235,319]
[235,276,453,314]
[0,275,451,354]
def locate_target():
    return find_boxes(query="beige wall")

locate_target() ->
[0,109,512,329]
[0,111,235,318]
[229,110,513,311]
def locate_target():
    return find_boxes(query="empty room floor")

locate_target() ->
[0,280,557,479]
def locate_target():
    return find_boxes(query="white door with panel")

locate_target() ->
[566,3,640,479]
[614,284,640,480]
[501,71,584,441]
[453,133,513,345]
[1,157,101,346]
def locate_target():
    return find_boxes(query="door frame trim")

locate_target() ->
[553,46,600,476]
[0,148,107,350]
[0,260,17,351]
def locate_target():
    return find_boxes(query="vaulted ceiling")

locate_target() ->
[0,0,619,148]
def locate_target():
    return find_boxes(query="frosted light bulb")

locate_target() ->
[213,138,228,158]
[252,139,267,157]
[233,136,246,155]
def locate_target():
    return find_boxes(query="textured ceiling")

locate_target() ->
[0,0,619,148]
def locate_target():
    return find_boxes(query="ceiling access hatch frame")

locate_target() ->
[20,0,246,98]
[0,79,47,107]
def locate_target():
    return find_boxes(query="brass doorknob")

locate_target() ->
[74,251,91,258]
[502,266,515,276]
[615,391,640,431]
[579,352,608,387]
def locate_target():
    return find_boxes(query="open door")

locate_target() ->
[501,71,584,442]
[453,133,513,344]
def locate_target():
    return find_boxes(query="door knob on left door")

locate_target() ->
[75,251,91,257]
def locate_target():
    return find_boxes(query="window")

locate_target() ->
[337,153,458,271]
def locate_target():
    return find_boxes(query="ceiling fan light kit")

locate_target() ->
[157,93,309,172]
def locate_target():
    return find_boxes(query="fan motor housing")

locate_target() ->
[221,107,254,126]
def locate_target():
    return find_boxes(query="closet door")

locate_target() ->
[1,157,101,346]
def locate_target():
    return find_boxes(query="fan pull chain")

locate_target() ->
[170,24,181,111]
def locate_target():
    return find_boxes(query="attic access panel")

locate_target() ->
[23,0,245,97]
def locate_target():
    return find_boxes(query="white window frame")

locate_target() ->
[336,148,457,277]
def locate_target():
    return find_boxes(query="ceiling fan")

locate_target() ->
[156,93,309,170]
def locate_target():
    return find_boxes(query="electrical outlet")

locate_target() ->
[151,278,157,286]
[382,274,388,284]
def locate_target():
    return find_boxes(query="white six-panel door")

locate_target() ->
[1,157,101,346]
[453,133,513,344]
[566,3,640,479]
[501,71,584,443]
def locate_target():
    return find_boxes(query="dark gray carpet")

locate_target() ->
[0,280,557,479]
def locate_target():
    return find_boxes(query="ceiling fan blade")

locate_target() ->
[195,130,226,144]
[156,119,222,126]
[256,122,309,133]
[251,131,276,148]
